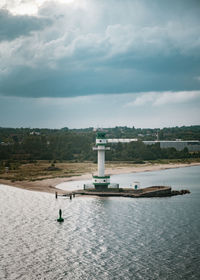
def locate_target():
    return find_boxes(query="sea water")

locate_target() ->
[0,166,200,280]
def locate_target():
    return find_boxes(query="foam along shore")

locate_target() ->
[0,162,200,194]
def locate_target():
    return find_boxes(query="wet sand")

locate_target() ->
[0,162,200,194]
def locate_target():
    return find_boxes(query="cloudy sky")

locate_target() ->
[0,0,200,128]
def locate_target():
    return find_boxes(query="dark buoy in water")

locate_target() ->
[57,209,64,222]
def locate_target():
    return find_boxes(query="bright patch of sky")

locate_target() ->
[0,0,76,15]
[0,91,199,128]
[0,0,200,128]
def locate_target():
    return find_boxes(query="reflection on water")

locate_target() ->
[0,166,200,280]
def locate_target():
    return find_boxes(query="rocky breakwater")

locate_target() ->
[74,186,190,198]
[136,186,190,197]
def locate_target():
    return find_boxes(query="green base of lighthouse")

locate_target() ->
[92,175,110,190]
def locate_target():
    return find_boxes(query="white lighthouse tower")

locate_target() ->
[93,132,110,190]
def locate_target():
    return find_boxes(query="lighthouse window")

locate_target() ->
[104,180,106,182]
[99,140,102,142]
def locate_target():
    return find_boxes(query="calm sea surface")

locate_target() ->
[0,166,200,280]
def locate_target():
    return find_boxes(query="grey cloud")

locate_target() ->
[0,0,200,98]
[0,9,51,41]
[1,52,200,99]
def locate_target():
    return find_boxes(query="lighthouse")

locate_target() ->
[93,132,110,190]
[91,132,138,190]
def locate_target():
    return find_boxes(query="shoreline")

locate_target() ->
[0,162,200,194]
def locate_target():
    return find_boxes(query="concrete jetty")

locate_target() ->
[62,186,190,198]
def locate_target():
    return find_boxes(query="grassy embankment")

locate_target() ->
[0,158,200,182]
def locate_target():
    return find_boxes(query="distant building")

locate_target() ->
[143,140,200,152]
[0,142,11,146]
[30,131,40,135]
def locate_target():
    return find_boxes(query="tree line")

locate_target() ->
[0,126,200,162]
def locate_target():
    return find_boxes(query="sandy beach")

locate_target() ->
[0,162,200,194]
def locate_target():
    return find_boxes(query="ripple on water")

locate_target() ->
[0,166,200,279]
